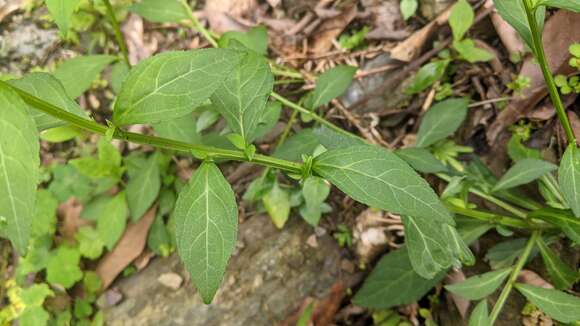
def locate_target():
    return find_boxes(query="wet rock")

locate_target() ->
[103,216,345,325]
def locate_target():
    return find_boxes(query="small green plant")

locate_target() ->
[334,224,353,248]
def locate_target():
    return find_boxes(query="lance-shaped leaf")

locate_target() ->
[174,162,238,303]
[54,55,117,98]
[468,301,490,326]
[313,145,453,224]
[8,73,87,130]
[126,154,161,221]
[210,52,273,144]
[304,65,357,109]
[416,98,469,148]
[529,208,580,244]
[494,0,545,52]
[537,0,580,13]
[493,158,557,192]
[395,147,447,173]
[97,192,128,250]
[114,49,241,125]
[45,0,81,36]
[0,85,39,254]
[129,0,188,23]
[515,284,580,323]
[559,145,580,217]
[445,268,512,300]
[536,237,578,290]
[274,129,320,161]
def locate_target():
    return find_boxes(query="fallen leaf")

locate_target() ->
[445,270,470,318]
[58,198,89,242]
[204,0,257,33]
[518,269,554,289]
[310,6,357,54]
[487,10,580,143]
[364,0,408,41]
[484,0,525,57]
[122,14,156,65]
[96,206,157,289]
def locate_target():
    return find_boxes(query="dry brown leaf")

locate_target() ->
[204,0,257,33]
[445,270,470,318]
[96,206,157,289]
[487,10,580,143]
[310,6,357,54]
[484,0,525,57]
[364,0,408,41]
[0,0,23,23]
[58,198,88,242]
[122,14,156,65]
[518,269,554,289]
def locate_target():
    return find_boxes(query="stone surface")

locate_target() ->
[104,216,345,325]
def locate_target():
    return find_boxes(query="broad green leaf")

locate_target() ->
[54,55,117,98]
[304,65,357,109]
[263,181,291,229]
[8,72,87,130]
[515,284,580,323]
[537,0,580,12]
[493,158,557,191]
[416,98,469,148]
[453,39,494,63]
[352,247,447,309]
[211,52,273,144]
[313,145,453,224]
[395,147,447,173]
[313,125,365,150]
[445,223,475,266]
[449,0,474,40]
[273,129,320,161]
[253,101,282,141]
[468,301,490,326]
[485,238,537,269]
[48,164,93,203]
[126,154,161,221]
[536,237,578,289]
[75,226,105,259]
[402,215,454,278]
[70,138,123,181]
[40,125,82,142]
[97,192,128,250]
[129,0,188,23]
[45,0,81,36]
[445,268,511,300]
[111,61,130,94]
[558,145,580,217]
[507,134,541,162]
[300,176,330,226]
[31,190,58,238]
[196,107,220,133]
[153,114,201,144]
[148,213,172,256]
[494,0,545,51]
[456,216,493,244]
[114,49,241,125]
[46,245,83,288]
[406,60,449,94]
[219,26,268,55]
[529,208,580,244]
[400,0,418,20]
[0,85,39,254]
[174,162,238,303]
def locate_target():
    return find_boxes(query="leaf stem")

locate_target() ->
[489,231,540,324]
[445,204,549,230]
[3,82,303,175]
[179,0,218,47]
[522,0,576,145]
[102,0,130,67]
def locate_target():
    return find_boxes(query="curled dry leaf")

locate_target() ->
[204,0,257,33]
[445,269,470,318]
[310,6,357,54]
[96,206,157,289]
[122,14,156,65]
[487,11,580,143]
[364,0,409,41]
[484,0,525,57]
[518,269,554,289]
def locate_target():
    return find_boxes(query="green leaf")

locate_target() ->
[453,39,495,63]
[274,129,320,161]
[174,162,238,304]
[252,101,282,141]
[416,98,469,148]
[76,226,105,259]
[129,0,188,23]
[406,60,449,94]
[263,181,291,229]
[148,213,172,256]
[32,190,58,238]
[515,284,580,323]
[493,158,557,192]
[70,138,123,181]
[40,125,82,142]
[401,215,454,278]
[449,0,474,40]
[536,237,578,290]
[529,208,580,244]
[445,268,511,300]
[126,154,161,221]
[153,114,201,144]
[219,26,268,55]
[304,65,357,109]
[485,238,531,269]
[313,125,366,150]
[445,223,475,266]
[313,145,453,224]
[211,52,273,144]
[46,245,83,288]
[54,55,117,98]
[97,192,128,250]
[537,0,580,12]
[352,247,447,309]
[395,147,447,173]
[558,145,580,217]
[114,49,241,125]
[111,61,130,94]
[300,176,330,226]
[48,164,93,203]
[8,72,88,130]
[468,301,490,326]
[45,0,81,36]
[494,0,545,52]
[400,0,418,20]
[0,84,39,255]
[196,107,220,133]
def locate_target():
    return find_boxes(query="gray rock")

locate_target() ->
[104,216,345,326]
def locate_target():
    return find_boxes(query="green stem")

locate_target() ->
[445,204,549,230]
[540,174,565,205]
[179,0,218,47]
[270,65,304,80]
[102,0,130,67]
[522,0,576,144]
[489,231,540,324]
[495,191,543,211]
[4,82,303,174]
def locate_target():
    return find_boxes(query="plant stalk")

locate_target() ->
[178,0,218,48]
[102,0,130,67]
[522,0,576,144]
[489,231,540,324]
[445,204,549,230]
